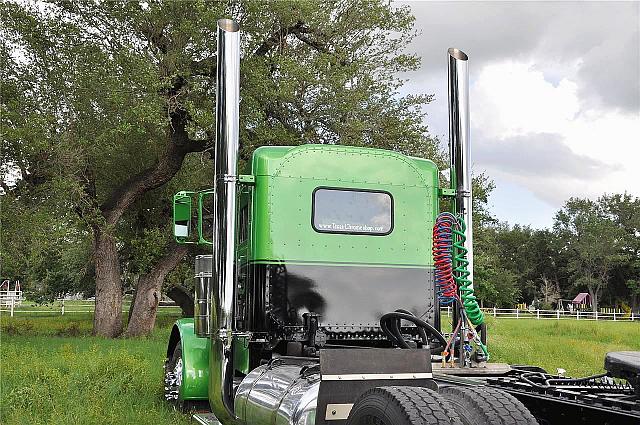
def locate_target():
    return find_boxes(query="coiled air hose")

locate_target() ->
[433,212,489,360]
[433,212,485,327]
[452,216,485,327]
[432,213,458,305]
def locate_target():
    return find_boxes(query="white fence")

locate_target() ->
[2,302,637,322]
[0,299,181,317]
[442,307,638,321]
[0,290,23,314]
[0,290,23,306]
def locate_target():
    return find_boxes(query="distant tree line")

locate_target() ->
[473,193,639,313]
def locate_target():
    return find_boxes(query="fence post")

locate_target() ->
[61,299,65,316]
[613,312,616,321]
[577,310,579,320]
[536,309,539,319]
[595,310,598,321]
[516,309,519,319]
[493,307,497,318]
[10,296,15,317]
[556,310,560,320]
[632,312,635,321]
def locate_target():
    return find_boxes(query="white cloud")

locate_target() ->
[472,61,580,137]
[397,1,639,226]
[470,59,640,205]
[399,1,639,112]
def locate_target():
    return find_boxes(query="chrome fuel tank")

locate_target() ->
[235,360,320,425]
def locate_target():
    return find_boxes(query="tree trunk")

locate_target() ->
[93,229,123,337]
[590,289,599,313]
[166,284,194,317]
[86,69,210,337]
[124,244,188,337]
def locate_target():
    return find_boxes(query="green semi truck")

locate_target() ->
[163,19,640,425]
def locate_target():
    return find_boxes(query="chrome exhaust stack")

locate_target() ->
[447,48,474,285]
[210,18,240,424]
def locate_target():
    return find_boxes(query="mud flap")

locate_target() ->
[315,348,436,424]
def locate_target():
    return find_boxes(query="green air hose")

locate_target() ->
[433,212,489,359]
[452,216,485,327]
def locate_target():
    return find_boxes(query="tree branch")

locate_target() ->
[138,21,170,54]
[292,31,330,54]
[99,74,212,226]
[99,132,210,227]
[254,21,309,56]
[146,242,189,283]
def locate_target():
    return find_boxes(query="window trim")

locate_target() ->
[311,186,394,236]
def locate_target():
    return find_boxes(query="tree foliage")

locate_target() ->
[1,0,438,336]
[554,198,627,311]
[474,194,638,312]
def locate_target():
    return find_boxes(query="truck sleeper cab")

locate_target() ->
[239,144,441,367]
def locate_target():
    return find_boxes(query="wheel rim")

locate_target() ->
[165,357,183,402]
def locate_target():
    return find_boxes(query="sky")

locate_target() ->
[397,1,640,228]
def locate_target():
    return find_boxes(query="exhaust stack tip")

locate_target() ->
[448,48,468,61]
[217,18,240,32]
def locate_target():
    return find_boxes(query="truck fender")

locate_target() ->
[166,318,209,401]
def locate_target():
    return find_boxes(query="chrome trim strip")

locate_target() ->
[321,372,433,381]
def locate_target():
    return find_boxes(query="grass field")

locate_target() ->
[0,313,191,425]
[482,317,640,376]
[1,313,639,425]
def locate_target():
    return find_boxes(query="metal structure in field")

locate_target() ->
[164,19,640,425]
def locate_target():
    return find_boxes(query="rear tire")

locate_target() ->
[347,386,463,425]
[439,386,538,425]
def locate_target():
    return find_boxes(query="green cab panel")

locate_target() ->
[168,319,209,401]
[250,144,439,267]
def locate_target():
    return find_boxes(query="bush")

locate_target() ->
[55,322,82,337]
[1,320,34,336]
[539,302,555,310]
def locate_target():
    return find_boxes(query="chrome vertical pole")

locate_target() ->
[210,18,240,424]
[448,48,474,287]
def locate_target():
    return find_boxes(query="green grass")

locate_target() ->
[480,317,640,376]
[1,314,639,425]
[1,313,191,425]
